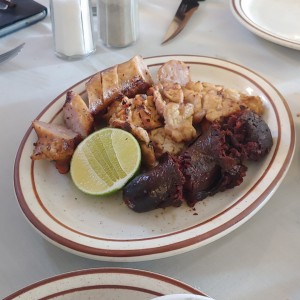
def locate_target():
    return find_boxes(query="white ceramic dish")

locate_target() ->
[4,267,208,299]
[14,55,295,262]
[230,0,300,50]
[152,294,213,300]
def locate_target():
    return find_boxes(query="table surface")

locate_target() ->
[1,1,300,299]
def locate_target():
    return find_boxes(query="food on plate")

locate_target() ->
[31,120,82,174]
[107,94,162,167]
[124,152,185,213]
[123,109,273,212]
[102,59,265,166]
[70,128,141,195]
[31,90,94,174]
[30,55,273,212]
[32,56,266,169]
[63,90,94,138]
[181,108,273,206]
[157,59,191,86]
[85,55,153,115]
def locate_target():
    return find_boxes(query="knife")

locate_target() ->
[161,0,205,45]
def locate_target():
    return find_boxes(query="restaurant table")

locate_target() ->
[1,0,299,299]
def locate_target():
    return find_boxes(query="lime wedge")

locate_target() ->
[70,128,141,196]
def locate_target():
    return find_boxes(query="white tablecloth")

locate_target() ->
[1,1,300,299]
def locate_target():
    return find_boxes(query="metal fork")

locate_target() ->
[0,42,25,65]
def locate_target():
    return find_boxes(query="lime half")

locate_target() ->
[70,128,141,196]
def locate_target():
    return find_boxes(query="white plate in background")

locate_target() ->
[230,0,300,50]
[4,268,208,299]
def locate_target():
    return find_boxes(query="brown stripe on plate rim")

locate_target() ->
[14,56,295,258]
[3,268,205,299]
[40,286,162,300]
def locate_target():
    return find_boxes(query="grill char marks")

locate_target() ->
[86,56,154,116]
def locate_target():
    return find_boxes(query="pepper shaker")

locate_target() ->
[50,0,96,60]
[97,0,139,48]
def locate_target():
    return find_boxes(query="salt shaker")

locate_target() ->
[97,0,139,48]
[50,0,96,60]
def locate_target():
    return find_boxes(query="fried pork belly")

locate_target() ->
[85,72,103,115]
[63,91,94,138]
[157,60,191,86]
[101,65,121,106]
[86,56,154,115]
[117,55,154,98]
[31,120,81,162]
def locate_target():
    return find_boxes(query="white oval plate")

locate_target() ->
[14,55,295,261]
[4,267,209,299]
[230,0,300,50]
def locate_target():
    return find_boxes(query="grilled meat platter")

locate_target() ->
[31,56,273,213]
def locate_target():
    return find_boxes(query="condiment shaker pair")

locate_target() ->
[50,0,139,60]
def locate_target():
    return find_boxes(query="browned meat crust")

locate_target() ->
[226,108,273,161]
[181,108,273,206]
[31,120,82,174]
[31,120,81,161]
[63,91,94,138]
[123,109,273,212]
[123,153,185,213]
[85,72,103,116]
[86,56,153,115]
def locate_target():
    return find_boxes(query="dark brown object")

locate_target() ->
[123,109,273,212]
[123,153,185,213]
